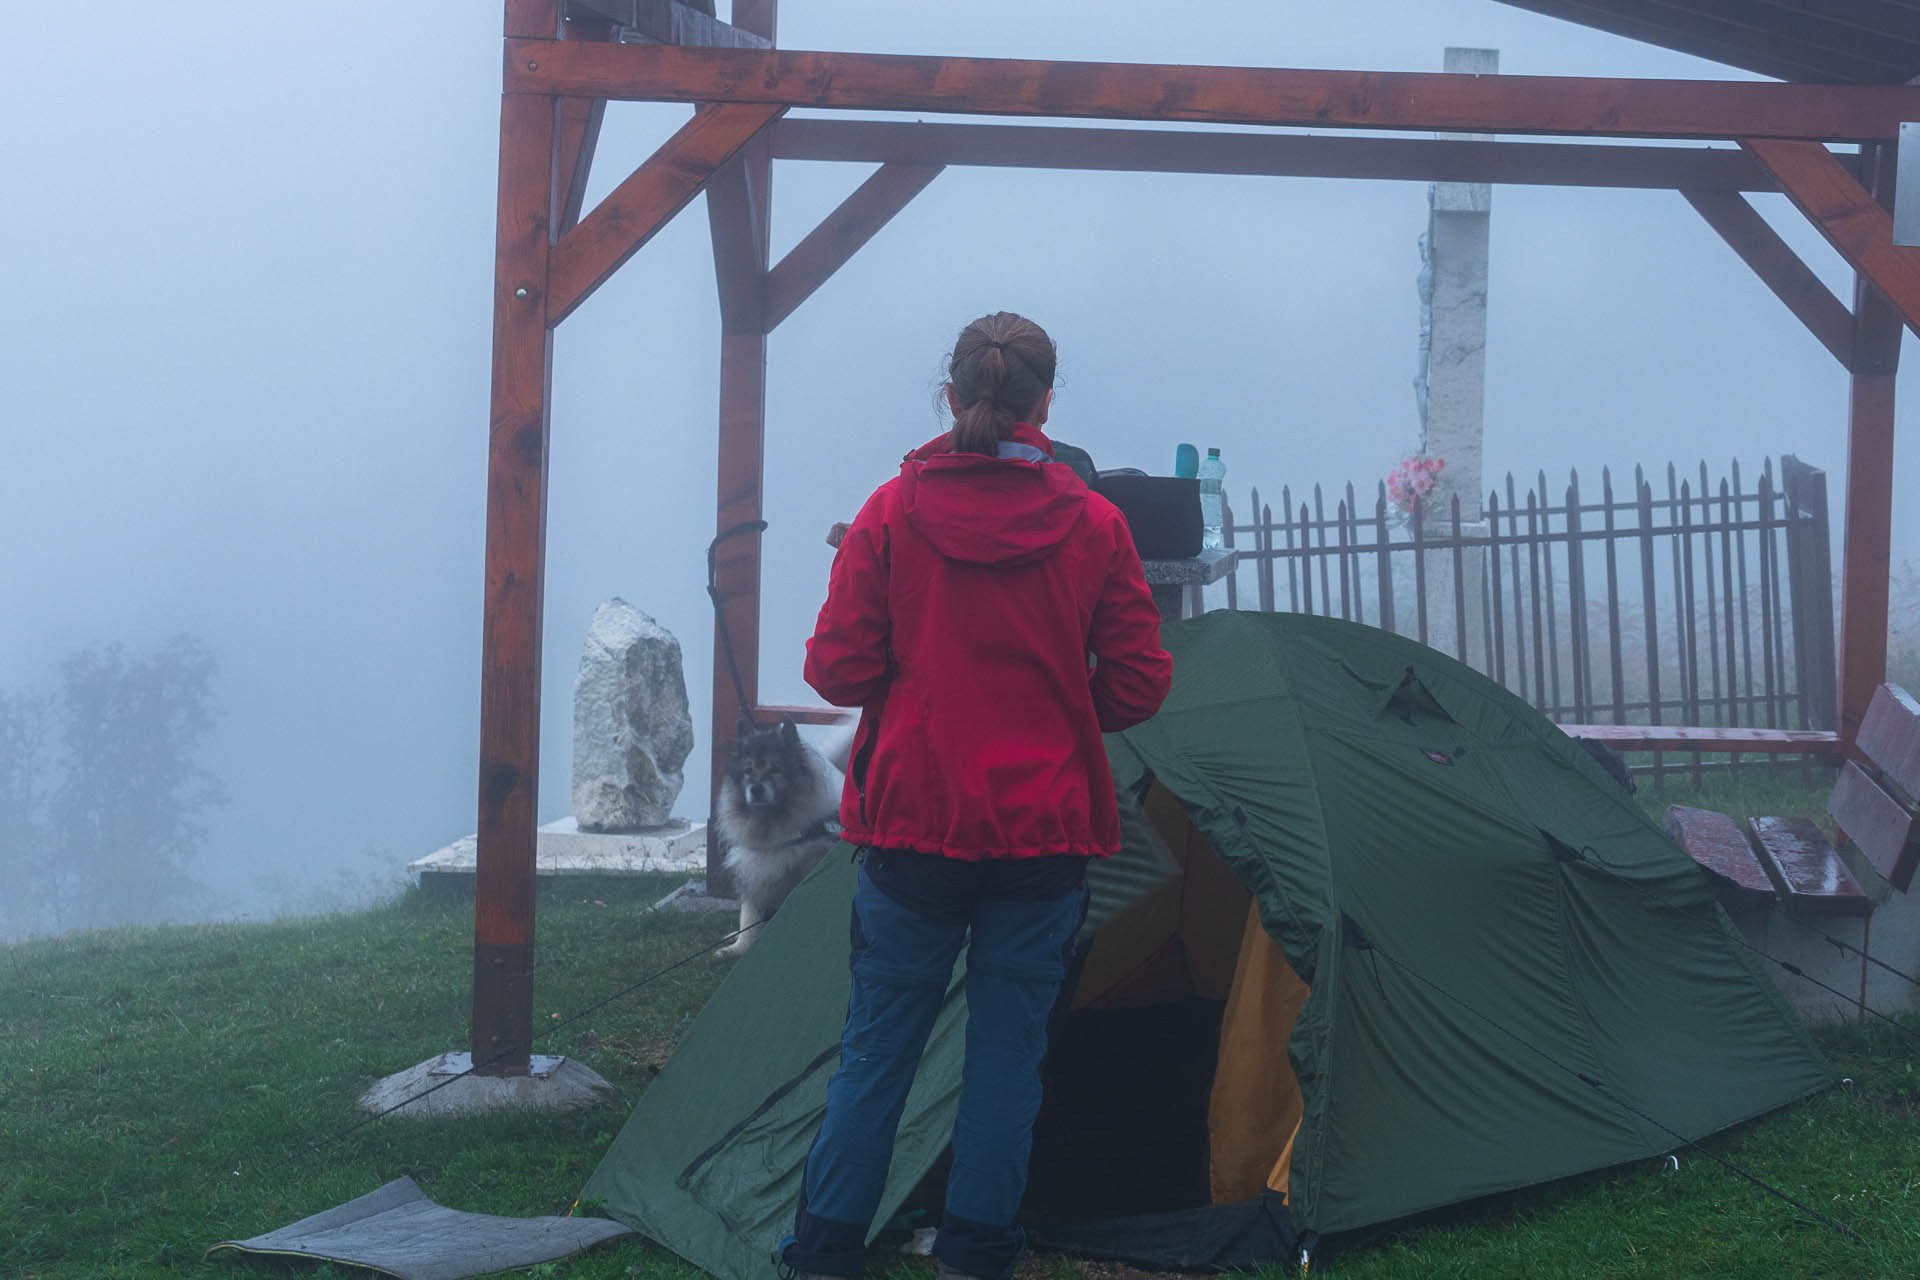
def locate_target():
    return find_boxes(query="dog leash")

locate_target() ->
[707,520,769,717]
[772,818,844,850]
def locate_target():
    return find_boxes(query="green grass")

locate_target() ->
[2,875,727,1280]
[5,841,1919,1280]
[1632,764,1839,830]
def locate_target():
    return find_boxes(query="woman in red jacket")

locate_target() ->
[777,313,1172,1280]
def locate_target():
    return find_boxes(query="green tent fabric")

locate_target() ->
[583,611,1831,1277]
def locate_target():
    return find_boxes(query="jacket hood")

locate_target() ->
[897,423,1089,566]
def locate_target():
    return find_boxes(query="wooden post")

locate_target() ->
[1832,143,1903,741]
[708,0,777,896]
[473,74,558,1074]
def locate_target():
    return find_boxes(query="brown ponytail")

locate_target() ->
[946,312,1057,456]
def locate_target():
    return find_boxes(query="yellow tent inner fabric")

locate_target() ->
[1066,784,1310,1205]
[1211,897,1310,1200]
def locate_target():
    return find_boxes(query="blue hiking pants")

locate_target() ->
[780,850,1088,1280]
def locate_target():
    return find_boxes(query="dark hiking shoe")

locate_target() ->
[772,1238,836,1280]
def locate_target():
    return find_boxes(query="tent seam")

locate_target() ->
[1546,865,1668,1151]
[1251,615,1340,1235]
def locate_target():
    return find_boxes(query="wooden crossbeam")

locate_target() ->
[1681,190,1854,369]
[1560,725,1843,755]
[504,41,1918,141]
[1743,138,1920,339]
[764,162,943,330]
[547,102,784,324]
[770,119,1811,191]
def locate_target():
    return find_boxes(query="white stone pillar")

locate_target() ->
[1419,47,1496,666]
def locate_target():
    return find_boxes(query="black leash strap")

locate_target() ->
[708,520,769,718]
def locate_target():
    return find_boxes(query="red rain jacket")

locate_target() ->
[804,423,1173,859]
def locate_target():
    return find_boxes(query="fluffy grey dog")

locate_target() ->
[712,718,850,957]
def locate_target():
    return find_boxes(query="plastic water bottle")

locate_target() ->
[1198,447,1226,550]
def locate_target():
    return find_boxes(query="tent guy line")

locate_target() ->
[1786,915,1920,990]
[1364,940,1864,1244]
[1731,936,1920,1054]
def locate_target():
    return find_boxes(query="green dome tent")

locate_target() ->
[583,611,1830,1276]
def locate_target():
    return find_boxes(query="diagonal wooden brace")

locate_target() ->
[765,162,944,331]
[1742,138,1920,342]
[547,102,785,325]
[1681,189,1854,369]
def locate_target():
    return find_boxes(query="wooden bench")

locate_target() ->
[1561,724,1842,755]
[1659,683,1920,917]
[1662,804,1782,911]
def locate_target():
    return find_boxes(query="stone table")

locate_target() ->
[832,523,1236,623]
[1142,548,1237,621]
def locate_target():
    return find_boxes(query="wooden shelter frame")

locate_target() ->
[474,0,1920,1073]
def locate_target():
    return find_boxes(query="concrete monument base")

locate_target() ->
[356,1052,611,1118]
[408,817,706,893]
[653,877,740,913]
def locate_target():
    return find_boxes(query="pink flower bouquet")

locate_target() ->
[1386,454,1446,522]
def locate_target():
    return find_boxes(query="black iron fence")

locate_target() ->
[1223,456,1836,731]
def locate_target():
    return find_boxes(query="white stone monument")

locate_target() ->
[1417,47,1497,664]
[409,600,707,889]
[572,598,693,831]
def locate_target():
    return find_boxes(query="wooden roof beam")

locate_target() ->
[768,119,1838,191]
[568,0,772,48]
[504,41,1919,141]
[1496,0,1918,85]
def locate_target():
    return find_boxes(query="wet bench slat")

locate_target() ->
[1746,816,1871,916]
[1663,804,1778,909]
[1829,761,1920,892]
[1842,684,1920,892]
[1855,683,1920,802]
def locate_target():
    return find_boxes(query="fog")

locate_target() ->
[5,1,1915,932]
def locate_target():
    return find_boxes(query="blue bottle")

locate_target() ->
[1173,442,1200,479]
